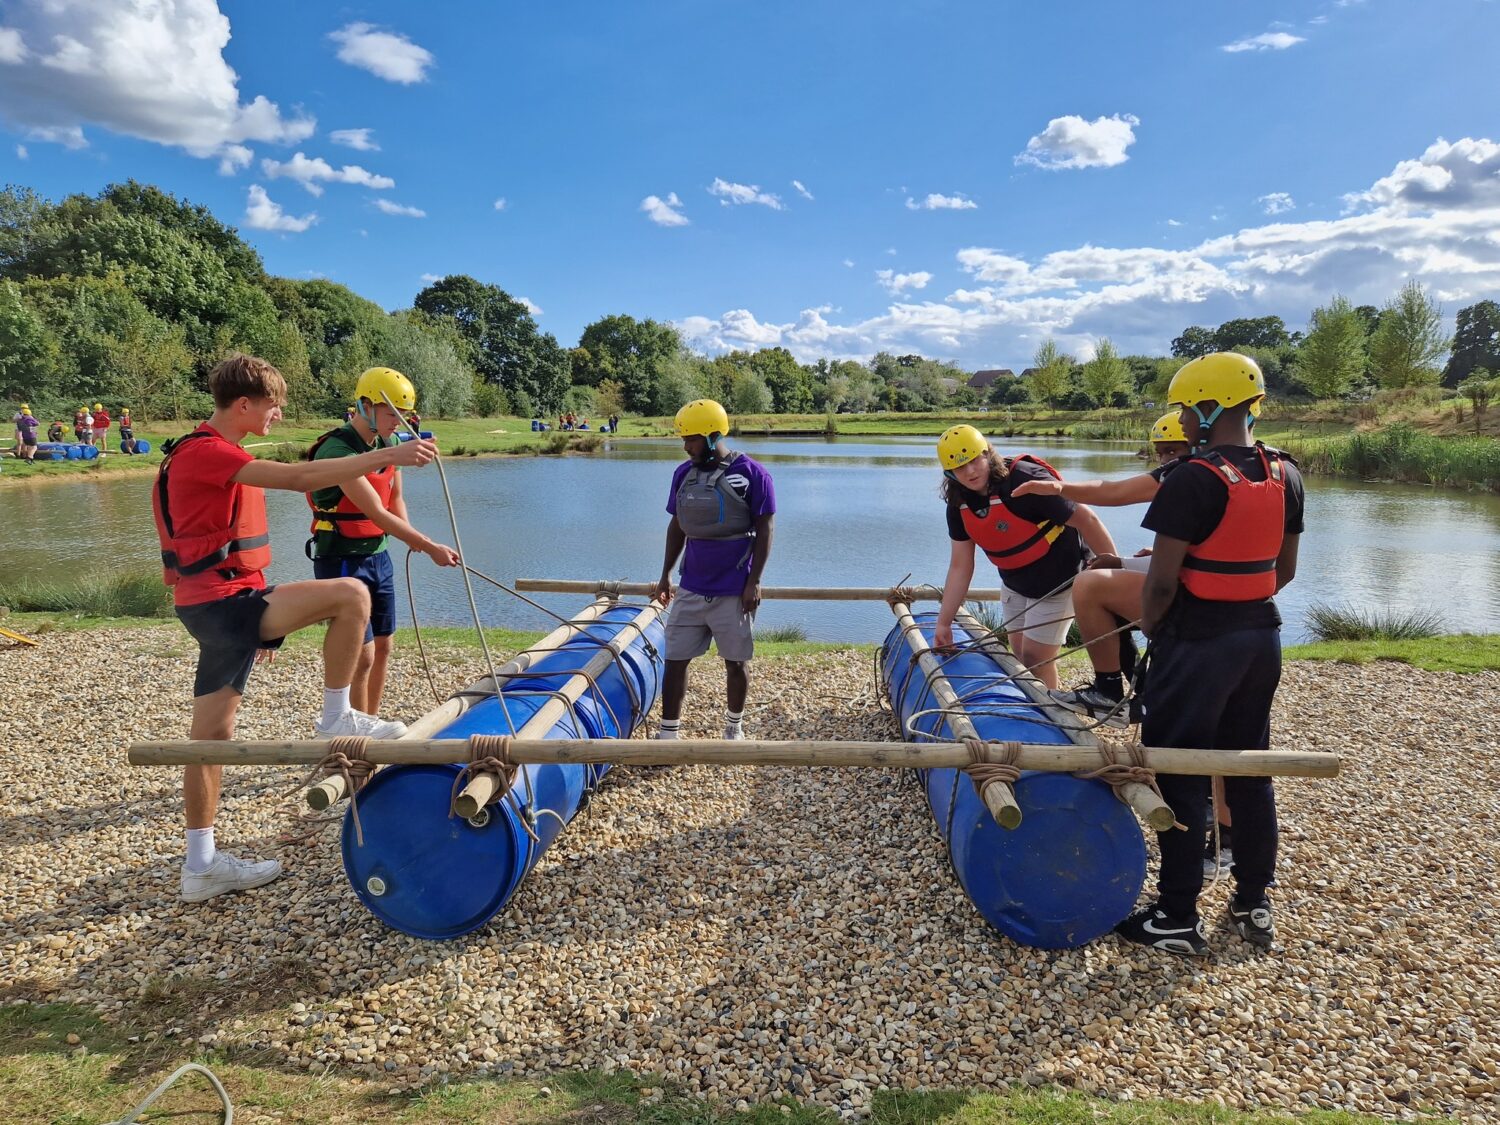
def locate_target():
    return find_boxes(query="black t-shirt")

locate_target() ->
[946,459,1084,597]
[1142,444,1306,638]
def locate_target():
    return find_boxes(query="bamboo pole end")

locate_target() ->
[996,805,1023,831]
[453,792,484,820]
[306,776,347,812]
[1144,806,1178,833]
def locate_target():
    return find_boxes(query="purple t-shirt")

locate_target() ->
[667,451,776,597]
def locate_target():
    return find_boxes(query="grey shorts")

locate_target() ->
[664,590,754,662]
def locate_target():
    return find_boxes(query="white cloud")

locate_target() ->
[420,273,443,283]
[329,22,433,84]
[905,192,978,211]
[330,127,379,151]
[493,197,508,211]
[1259,192,1296,215]
[1222,31,1306,52]
[262,152,395,195]
[518,296,543,316]
[373,199,426,218]
[641,192,689,227]
[244,185,316,233]
[792,180,814,201]
[708,178,784,210]
[1016,113,1139,170]
[842,259,855,268]
[14,143,27,160]
[218,143,253,175]
[1166,218,1183,227]
[876,269,933,294]
[27,124,86,149]
[0,1,313,160]
[885,247,898,256]
[0,26,25,63]
[677,135,1500,366]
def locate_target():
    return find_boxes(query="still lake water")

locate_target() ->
[4,435,1499,645]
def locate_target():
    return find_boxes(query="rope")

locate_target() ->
[286,735,374,846]
[962,737,1023,804]
[448,735,540,841]
[108,1062,233,1124]
[1076,742,1186,830]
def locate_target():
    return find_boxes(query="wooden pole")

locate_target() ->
[953,608,1176,832]
[305,598,618,810]
[513,579,1005,602]
[890,601,1023,828]
[128,738,1339,776]
[451,599,664,818]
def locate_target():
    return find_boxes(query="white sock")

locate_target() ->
[725,710,744,729]
[185,827,215,873]
[658,718,680,740]
[322,685,352,727]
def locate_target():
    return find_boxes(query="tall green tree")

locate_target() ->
[0,280,62,400]
[750,347,814,413]
[373,312,475,418]
[1026,340,1073,407]
[575,314,682,412]
[1443,300,1500,388]
[1369,281,1449,389]
[1171,326,1216,358]
[1458,371,1495,437]
[1080,338,1129,405]
[1293,295,1367,399]
[1213,316,1290,352]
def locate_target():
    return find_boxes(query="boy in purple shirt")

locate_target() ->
[651,400,776,740]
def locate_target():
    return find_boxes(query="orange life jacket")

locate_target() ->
[1179,445,1287,602]
[305,428,395,542]
[153,431,271,586]
[958,454,1069,572]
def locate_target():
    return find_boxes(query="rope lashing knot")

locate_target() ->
[1077,743,1186,830]
[291,735,375,845]
[449,733,518,815]
[598,580,622,599]
[962,737,1022,803]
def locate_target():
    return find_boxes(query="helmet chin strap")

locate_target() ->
[693,432,723,467]
[1188,403,1223,448]
[356,398,378,430]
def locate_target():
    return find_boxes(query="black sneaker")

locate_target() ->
[1049,681,1130,729]
[1115,904,1209,957]
[1227,898,1275,950]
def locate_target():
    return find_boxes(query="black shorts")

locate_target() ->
[21,433,37,447]
[313,552,395,642]
[175,587,285,697]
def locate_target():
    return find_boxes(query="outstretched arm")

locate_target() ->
[1012,473,1160,506]
[341,472,459,566]
[233,438,435,492]
[1066,504,1118,558]
[934,538,977,650]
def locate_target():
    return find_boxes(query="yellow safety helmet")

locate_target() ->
[18,403,29,412]
[674,399,730,440]
[937,424,989,470]
[1150,411,1188,445]
[93,403,103,411]
[354,367,417,411]
[1167,352,1266,410]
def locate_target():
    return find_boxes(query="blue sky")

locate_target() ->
[2,0,1498,370]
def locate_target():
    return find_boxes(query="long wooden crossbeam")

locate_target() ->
[513,579,998,601]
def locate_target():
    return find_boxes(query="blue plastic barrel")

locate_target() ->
[881,612,1145,949]
[65,444,84,460]
[81,444,99,460]
[135,439,152,454]
[343,606,664,939]
[531,419,542,431]
[34,442,67,461]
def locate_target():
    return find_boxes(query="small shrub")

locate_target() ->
[1305,602,1445,642]
[758,623,808,643]
[0,569,171,617]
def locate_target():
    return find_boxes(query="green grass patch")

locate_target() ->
[1285,632,1500,674]
[757,622,809,643]
[0,998,1419,1125]
[1304,602,1445,642]
[1287,422,1500,491]
[0,567,170,617]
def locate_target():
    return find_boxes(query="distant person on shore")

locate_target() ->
[1113,352,1304,957]
[73,407,86,442]
[118,408,136,453]
[79,406,93,447]
[307,367,460,715]
[153,353,437,904]
[48,420,65,443]
[92,403,111,450]
[652,399,775,741]
[13,404,39,461]
[932,425,1117,691]
[609,413,620,434]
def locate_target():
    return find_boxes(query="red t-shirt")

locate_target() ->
[165,424,267,607]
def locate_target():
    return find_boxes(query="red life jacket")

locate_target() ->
[152,431,271,587]
[1179,445,1287,602]
[305,427,395,542]
[958,454,1069,572]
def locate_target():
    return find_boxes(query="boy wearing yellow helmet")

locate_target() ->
[933,425,1117,690]
[12,403,39,461]
[651,399,776,741]
[92,402,111,450]
[306,367,461,716]
[1115,352,1304,957]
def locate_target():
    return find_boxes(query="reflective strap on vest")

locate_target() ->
[161,533,272,577]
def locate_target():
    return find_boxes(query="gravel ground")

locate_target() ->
[1,627,1497,1120]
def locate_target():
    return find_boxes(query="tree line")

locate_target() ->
[3,181,1499,422]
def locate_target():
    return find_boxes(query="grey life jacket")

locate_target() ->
[675,453,754,551]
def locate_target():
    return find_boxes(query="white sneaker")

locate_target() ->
[180,853,282,903]
[313,709,408,740]
[723,724,745,741]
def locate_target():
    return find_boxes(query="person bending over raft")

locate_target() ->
[1112,352,1305,957]
[154,354,437,904]
[306,367,460,716]
[1008,411,1193,724]
[651,399,776,741]
[932,425,1117,691]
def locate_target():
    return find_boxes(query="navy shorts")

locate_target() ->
[175,587,284,697]
[313,552,395,642]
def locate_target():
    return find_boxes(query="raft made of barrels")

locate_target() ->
[341,601,664,939]
[881,609,1146,949]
